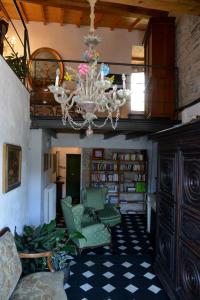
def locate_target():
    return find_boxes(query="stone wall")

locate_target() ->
[176,15,200,108]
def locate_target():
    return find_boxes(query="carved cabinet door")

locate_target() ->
[177,150,200,300]
[156,150,177,283]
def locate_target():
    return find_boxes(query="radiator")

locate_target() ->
[44,183,56,223]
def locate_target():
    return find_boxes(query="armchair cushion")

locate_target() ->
[79,223,111,249]
[11,271,66,300]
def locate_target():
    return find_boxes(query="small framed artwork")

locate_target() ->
[92,148,104,159]
[3,144,22,193]
[44,153,49,171]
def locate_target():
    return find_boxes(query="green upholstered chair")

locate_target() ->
[82,187,121,227]
[61,196,111,251]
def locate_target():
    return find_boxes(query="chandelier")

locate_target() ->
[49,0,130,136]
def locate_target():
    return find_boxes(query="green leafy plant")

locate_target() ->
[5,52,25,79]
[15,220,84,274]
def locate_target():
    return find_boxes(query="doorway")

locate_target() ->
[66,154,81,204]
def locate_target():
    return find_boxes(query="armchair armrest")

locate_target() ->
[19,251,55,272]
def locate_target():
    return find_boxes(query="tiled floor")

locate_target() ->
[64,214,169,300]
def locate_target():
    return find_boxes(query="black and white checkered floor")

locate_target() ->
[63,214,169,300]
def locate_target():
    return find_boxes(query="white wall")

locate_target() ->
[0,56,30,233]
[28,129,53,226]
[7,21,143,64]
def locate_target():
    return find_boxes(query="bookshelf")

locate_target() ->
[90,149,147,213]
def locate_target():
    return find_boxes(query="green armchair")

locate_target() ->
[82,187,121,227]
[61,197,111,251]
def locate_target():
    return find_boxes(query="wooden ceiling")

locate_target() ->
[1,0,200,31]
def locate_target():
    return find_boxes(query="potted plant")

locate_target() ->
[15,220,84,282]
[5,52,25,80]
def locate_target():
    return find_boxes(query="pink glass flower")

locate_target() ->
[78,63,90,75]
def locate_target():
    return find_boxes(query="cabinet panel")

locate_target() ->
[182,152,200,212]
[159,153,176,198]
[158,196,175,231]
[181,211,200,250]
[156,223,175,279]
[178,241,200,300]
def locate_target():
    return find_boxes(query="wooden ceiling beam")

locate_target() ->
[21,0,168,19]
[76,10,84,28]
[80,130,86,139]
[101,0,200,16]
[94,13,103,29]
[128,18,141,32]
[125,132,147,140]
[17,1,29,23]
[31,116,180,133]
[110,16,122,30]
[60,7,65,26]
[41,5,47,25]
[0,1,10,22]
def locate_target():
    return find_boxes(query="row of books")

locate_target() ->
[91,173,119,182]
[120,173,146,181]
[120,163,145,171]
[112,152,144,161]
[92,162,118,171]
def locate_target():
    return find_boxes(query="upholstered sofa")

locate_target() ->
[82,187,121,227]
[0,228,67,300]
[61,196,111,251]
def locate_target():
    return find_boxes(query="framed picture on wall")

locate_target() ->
[44,153,49,171]
[3,144,22,193]
[92,148,104,159]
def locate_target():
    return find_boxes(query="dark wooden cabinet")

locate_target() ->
[144,17,176,119]
[153,120,200,300]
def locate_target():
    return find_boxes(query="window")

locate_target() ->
[131,72,145,112]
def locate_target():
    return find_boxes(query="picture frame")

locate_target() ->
[92,148,104,159]
[44,153,49,171]
[3,144,22,193]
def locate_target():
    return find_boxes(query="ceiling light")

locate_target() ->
[49,0,130,135]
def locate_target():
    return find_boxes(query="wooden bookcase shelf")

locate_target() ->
[90,149,148,212]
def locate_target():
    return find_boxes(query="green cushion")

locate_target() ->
[11,271,67,300]
[79,223,111,249]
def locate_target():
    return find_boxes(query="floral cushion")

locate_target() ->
[11,271,67,300]
[0,231,22,300]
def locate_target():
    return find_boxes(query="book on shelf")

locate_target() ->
[112,152,145,161]
[92,162,118,171]
[92,173,119,182]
